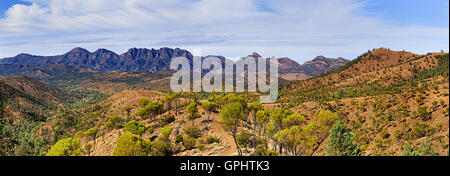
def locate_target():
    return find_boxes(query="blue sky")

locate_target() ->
[0,0,448,63]
[360,0,449,27]
[0,1,29,18]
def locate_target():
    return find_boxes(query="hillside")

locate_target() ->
[0,76,80,155]
[39,48,448,156]
[44,70,173,94]
[0,63,98,79]
[40,90,270,156]
[0,76,77,120]
[280,48,449,155]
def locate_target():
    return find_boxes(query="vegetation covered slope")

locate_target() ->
[279,48,449,155]
[0,76,80,155]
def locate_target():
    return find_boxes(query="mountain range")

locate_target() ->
[0,47,349,81]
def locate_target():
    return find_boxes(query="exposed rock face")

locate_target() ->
[0,47,193,72]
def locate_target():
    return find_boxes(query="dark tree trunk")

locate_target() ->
[233,134,242,156]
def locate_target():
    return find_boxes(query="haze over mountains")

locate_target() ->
[0,47,348,81]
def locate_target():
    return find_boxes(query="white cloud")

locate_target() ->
[0,0,448,61]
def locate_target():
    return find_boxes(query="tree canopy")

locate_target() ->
[112,132,151,156]
[124,120,146,135]
[326,120,360,156]
[46,137,82,156]
[220,102,246,155]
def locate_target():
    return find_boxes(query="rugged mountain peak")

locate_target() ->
[160,47,173,52]
[311,56,327,62]
[68,47,91,54]
[92,49,119,59]
[15,53,34,58]
[307,56,349,64]
[278,57,302,69]
[122,48,152,58]
[93,48,115,54]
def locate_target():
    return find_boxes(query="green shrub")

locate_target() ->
[182,137,196,150]
[105,114,124,129]
[254,136,267,147]
[124,120,146,135]
[139,98,150,107]
[402,140,437,156]
[254,144,278,156]
[417,106,430,121]
[206,136,221,144]
[160,126,173,142]
[236,130,252,149]
[183,126,202,138]
[175,134,184,144]
[198,144,206,150]
[411,123,436,139]
[160,115,175,126]
[83,127,98,139]
[151,141,173,156]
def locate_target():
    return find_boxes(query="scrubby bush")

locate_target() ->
[402,140,437,156]
[182,137,196,150]
[417,106,430,121]
[139,98,150,107]
[160,115,175,126]
[198,144,206,150]
[183,126,202,138]
[254,144,278,156]
[151,141,173,156]
[105,114,124,130]
[411,122,436,139]
[136,102,165,121]
[206,136,221,144]
[160,126,173,142]
[124,120,146,135]
[236,130,252,149]
[175,134,184,144]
